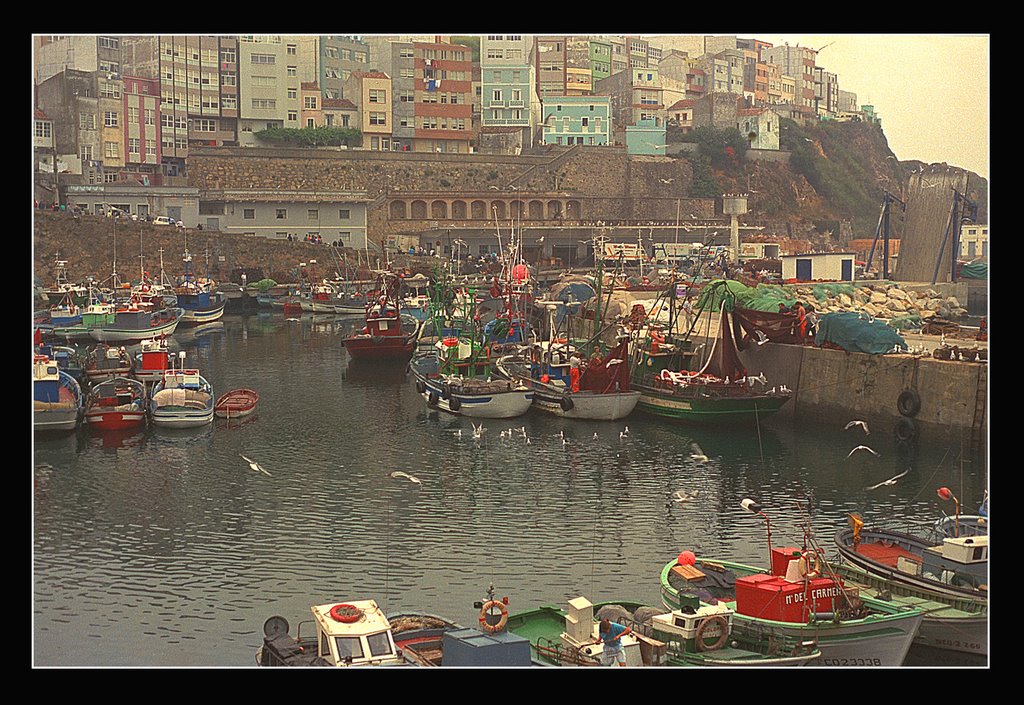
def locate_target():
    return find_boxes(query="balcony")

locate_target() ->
[508,100,524,108]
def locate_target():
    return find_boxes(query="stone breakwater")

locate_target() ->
[792,283,969,322]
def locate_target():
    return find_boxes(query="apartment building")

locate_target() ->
[837,89,858,113]
[813,67,839,117]
[345,71,393,150]
[666,99,694,133]
[481,34,535,139]
[761,43,817,115]
[594,65,665,138]
[294,36,370,99]
[589,38,612,83]
[565,36,593,95]
[535,36,568,99]
[698,50,745,97]
[121,76,161,178]
[36,69,102,185]
[540,96,611,146]
[236,36,298,145]
[410,41,472,153]
[34,35,123,86]
[120,35,240,174]
[388,41,417,151]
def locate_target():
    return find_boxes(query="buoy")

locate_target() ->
[677,550,696,566]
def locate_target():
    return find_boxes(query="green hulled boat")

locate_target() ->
[505,596,820,666]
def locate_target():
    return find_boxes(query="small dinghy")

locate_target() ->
[214,388,260,418]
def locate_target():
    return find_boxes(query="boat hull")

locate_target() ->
[343,336,416,361]
[659,559,922,667]
[150,409,214,428]
[177,302,226,326]
[84,409,147,431]
[89,317,180,343]
[636,386,791,423]
[411,363,533,419]
[495,357,639,420]
[34,408,80,433]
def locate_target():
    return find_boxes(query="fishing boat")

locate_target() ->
[51,299,117,342]
[659,500,925,667]
[33,354,83,433]
[256,586,533,667]
[173,243,226,326]
[83,376,147,431]
[42,256,89,306]
[505,596,820,667]
[149,356,214,428]
[36,343,87,386]
[298,260,338,314]
[834,507,989,602]
[829,559,987,658]
[84,343,134,381]
[214,388,260,419]
[86,305,182,344]
[632,280,792,423]
[132,336,171,384]
[495,300,639,421]
[342,272,419,362]
[400,273,432,321]
[48,291,82,327]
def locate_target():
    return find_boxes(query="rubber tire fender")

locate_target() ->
[427,391,439,407]
[448,395,462,412]
[560,394,575,411]
[441,383,452,400]
[415,379,426,394]
[897,389,921,418]
[894,417,919,442]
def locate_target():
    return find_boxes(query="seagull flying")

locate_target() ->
[690,443,709,463]
[866,470,908,490]
[845,420,870,435]
[390,471,422,485]
[670,490,700,504]
[847,445,879,459]
[240,454,271,476]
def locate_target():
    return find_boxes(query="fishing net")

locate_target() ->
[959,262,987,279]
[814,311,907,354]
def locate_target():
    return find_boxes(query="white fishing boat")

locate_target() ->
[33,354,83,433]
[149,353,214,428]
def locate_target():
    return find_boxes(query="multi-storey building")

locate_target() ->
[589,38,612,83]
[837,89,858,113]
[34,106,57,203]
[34,35,123,86]
[765,63,785,105]
[565,36,593,95]
[534,36,567,99]
[389,41,417,151]
[761,43,817,115]
[540,96,611,146]
[481,34,534,141]
[121,76,161,179]
[345,71,393,150]
[412,40,473,153]
[699,50,745,96]
[300,81,322,128]
[812,67,839,117]
[237,36,298,146]
[322,97,358,129]
[120,35,240,175]
[745,60,771,105]
[36,69,102,185]
[960,223,988,259]
[294,36,370,100]
[594,65,665,141]
[666,99,694,133]
[203,192,369,246]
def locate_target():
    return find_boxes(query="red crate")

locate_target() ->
[770,546,804,577]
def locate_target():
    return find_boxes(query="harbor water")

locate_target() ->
[32,313,989,667]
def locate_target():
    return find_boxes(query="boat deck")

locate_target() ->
[856,541,920,568]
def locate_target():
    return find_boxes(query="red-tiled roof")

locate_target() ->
[301,81,319,91]
[323,98,357,110]
[667,100,695,110]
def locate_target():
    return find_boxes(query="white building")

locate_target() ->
[959,223,988,259]
[782,252,856,282]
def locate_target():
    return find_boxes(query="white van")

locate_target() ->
[152,216,175,226]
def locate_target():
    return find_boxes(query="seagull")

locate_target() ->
[554,430,564,440]
[670,490,700,504]
[593,432,599,440]
[390,471,422,485]
[622,426,630,436]
[748,372,768,386]
[286,317,300,322]
[240,454,271,476]
[472,422,486,439]
[866,470,908,490]
[690,443,709,463]
[536,236,545,244]
[848,445,879,459]
[845,420,870,435]
[516,426,526,437]
[454,429,462,439]
[562,437,569,446]
[754,329,770,346]
[526,437,532,445]
[619,431,627,440]
[659,178,674,184]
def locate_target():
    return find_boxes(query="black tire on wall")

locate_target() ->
[897,389,921,417]
[415,379,426,394]
[893,417,919,442]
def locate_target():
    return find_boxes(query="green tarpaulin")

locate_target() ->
[815,311,907,354]
[959,262,987,280]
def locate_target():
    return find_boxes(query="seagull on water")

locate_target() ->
[845,420,870,435]
[622,426,630,436]
[240,454,271,477]
[390,471,422,485]
[454,429,463,439]
[593,432,599,440]
[866,470,908,490]
[690,443,709,463]
[670,490,700,504]
[847,445,879,459]
[472,422,486,439]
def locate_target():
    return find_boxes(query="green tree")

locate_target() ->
[254,126,362,148]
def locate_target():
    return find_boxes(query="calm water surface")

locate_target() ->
[32,313,989,667]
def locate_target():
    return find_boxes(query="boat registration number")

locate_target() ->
[821,658,882,666]
[934,639,982,652]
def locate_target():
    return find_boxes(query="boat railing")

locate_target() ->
[532,636,600,666]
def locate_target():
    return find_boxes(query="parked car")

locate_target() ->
[152,216,176,226]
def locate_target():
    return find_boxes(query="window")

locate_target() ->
[276,209,287,219]
[104,141,119,159]
[99,36,119,50]
[104,111,119,127]
[288,88,297,99]
[339,209,350,219]
[252,98,277,110]
[369,112,386,125]
[368,89,386,103]
[222,74,237,86]
[287,66,297,76]
[128,138,140,155]
[251,53,275,64]
[400,68,415,78]
[252,75,277,87]
[144,109,155,125]
[100,82,121,98]
[35,121,52,139]
[127,107,139,124]
[582,117,589,127]
[399,48,414,58]
[492,90,502,102]
[307,118,315,128]
[194,119,217,132]
[304,96,318,109]
[288,111,297,121]
[308,209,319,220]
[287,44,297,55]
[79,113,95,130]
[146,139,156,153]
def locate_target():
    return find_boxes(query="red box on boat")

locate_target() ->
[770,546,803,577]
[141,351,167,370]
[734,574,843,623]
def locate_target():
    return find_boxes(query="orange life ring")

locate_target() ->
[329,603,362,623]
[442,337,460,348]
[695,615,729,651]
[478,600,508,634]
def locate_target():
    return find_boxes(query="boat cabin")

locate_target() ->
[560,596,644,666]
[733,546,846,623]
[649,595,735,654]
[919,535,989,590]
[34,355,62,400]
[161,369,205,390]
[307,600,404,667]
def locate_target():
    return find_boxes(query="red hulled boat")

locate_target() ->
[342,272,419,362]
[84,376,147,431]
[215,388,260,418]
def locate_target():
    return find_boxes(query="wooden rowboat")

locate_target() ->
[214,388,260,418]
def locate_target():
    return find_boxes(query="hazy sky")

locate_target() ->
[747,34,988,178]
